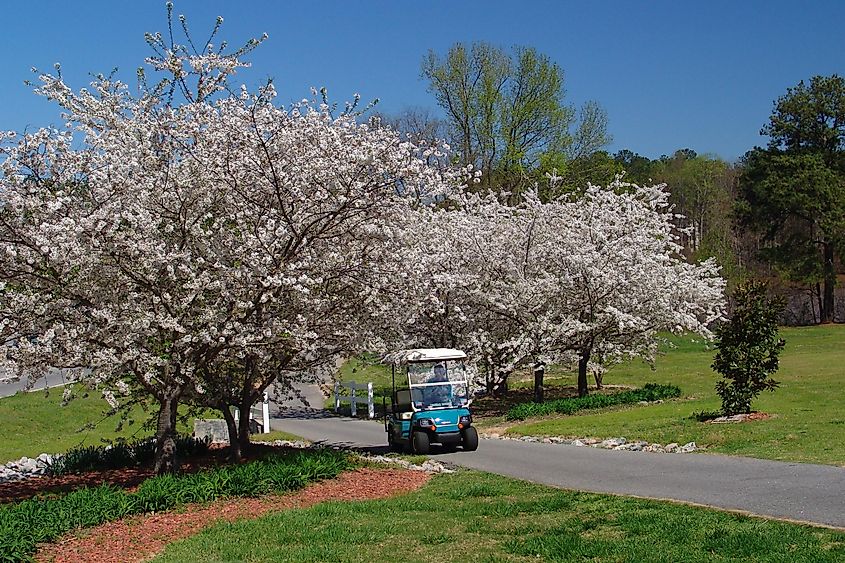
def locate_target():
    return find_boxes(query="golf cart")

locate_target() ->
[384,348,478,454]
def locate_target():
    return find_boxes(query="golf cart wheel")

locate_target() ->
[462,427,479,451]
[412,431,430,455]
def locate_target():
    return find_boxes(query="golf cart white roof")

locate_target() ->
[385,348,467,364]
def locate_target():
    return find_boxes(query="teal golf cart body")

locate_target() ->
[384,348,479,454]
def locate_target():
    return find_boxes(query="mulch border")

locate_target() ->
[35,467,431,563]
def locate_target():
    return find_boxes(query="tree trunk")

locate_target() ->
[577,348,591,398]
[220,404,241,462]
[533,363,545,403]
[237,399,252,451]
[821,242,835,323]
[492,371,510,398]
[593,369,603,390]
[154,393,180,475]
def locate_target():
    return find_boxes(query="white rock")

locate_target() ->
[600,437,626,448]
[665,442,679,452]
[679,441,697,453]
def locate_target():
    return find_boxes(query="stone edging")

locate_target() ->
[0,453,55,483]
[253,439,455,473]
[480,433,699,453]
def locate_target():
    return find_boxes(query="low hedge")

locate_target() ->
[0,449,351,562]
[52,435,211,475]
[506,383,682,421]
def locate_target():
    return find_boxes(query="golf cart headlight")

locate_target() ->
[459,415,472,425]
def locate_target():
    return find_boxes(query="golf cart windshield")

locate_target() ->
[408,360,469,410]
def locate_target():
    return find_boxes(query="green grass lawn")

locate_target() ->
[154,469,845,563]
[505,325,845,465]
[0,388,156,462]
[0,387,215,462]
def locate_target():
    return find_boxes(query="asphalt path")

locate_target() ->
[273,413,845,529]
[0,368,70,398]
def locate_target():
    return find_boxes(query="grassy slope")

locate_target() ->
[154,470,845,563]
[508,325,845,465]
[0,388,155,462]
[0,387,209,462]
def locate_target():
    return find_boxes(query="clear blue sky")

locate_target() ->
[1,1,843,161]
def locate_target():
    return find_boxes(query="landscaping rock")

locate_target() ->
[193,419,230,444]
[362,454,453,474]
[0,454,59,484]
[600,437,627,448]
[475,434,701,457]
[679,441,697,453]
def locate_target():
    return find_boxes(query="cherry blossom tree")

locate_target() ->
[386,177,725,401]
[0,11,463,471]
[539,178,726,397]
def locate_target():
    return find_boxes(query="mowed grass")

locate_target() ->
[506,325,845,465]
[154,470,845,563]
[0,387,206,462]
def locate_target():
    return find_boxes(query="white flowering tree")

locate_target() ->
[535,178,726,396]
[387,177,725,401]
[0,11,462,471]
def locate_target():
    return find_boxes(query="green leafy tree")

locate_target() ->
[421,42,610,195]
[613,149,654,184]
[712,281,786,415]
[738,75,845,323]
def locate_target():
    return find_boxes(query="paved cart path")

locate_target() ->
[0,368,71,398]
[273,414,845,529]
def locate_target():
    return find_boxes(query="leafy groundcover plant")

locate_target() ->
[52,435,211,476]
[0,449,351,562]
[506,383,681,421]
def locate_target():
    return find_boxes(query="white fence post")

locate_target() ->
[262,391,270,434]
[333,380,375,419]
[334,381,340,413]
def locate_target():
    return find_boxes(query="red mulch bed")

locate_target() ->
[35,468,430,563]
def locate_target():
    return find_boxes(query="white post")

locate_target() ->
[367,382,374,419]
[233,406,239,424]
[262,391,270,434]
[334,381,340,413]
[350,381,357,417]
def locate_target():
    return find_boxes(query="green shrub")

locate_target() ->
[51,435,210,476]
[505,383,681,421]
[712,280,785,415]
[0,449,351,563]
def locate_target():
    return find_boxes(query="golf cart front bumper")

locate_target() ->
[433,431,462,444]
